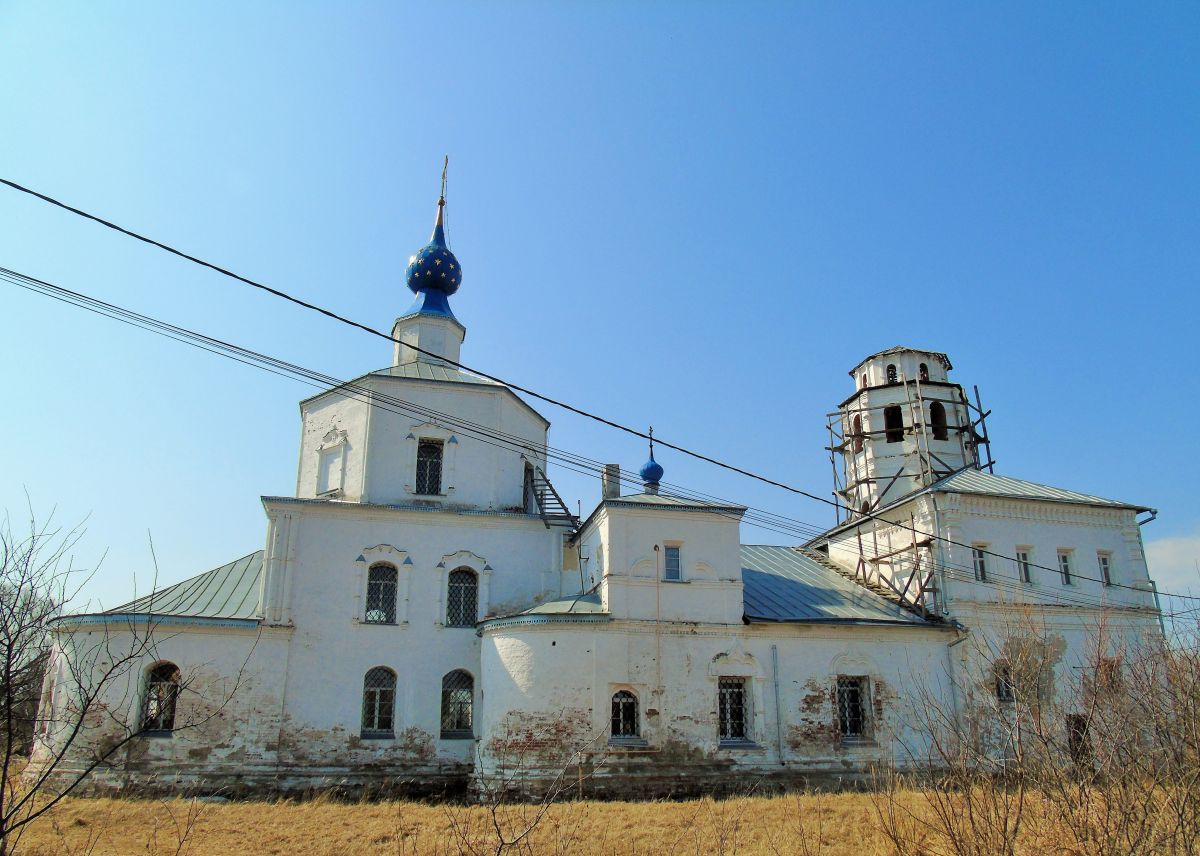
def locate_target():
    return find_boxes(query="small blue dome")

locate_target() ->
[640,456,664,486]
[405,201,462,296]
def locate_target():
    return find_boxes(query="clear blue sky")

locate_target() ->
[1,2,1197,609]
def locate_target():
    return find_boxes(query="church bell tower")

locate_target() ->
[831,347,992,520]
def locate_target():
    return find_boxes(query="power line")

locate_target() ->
[0,180,1173,596]
[2,264,1190,613]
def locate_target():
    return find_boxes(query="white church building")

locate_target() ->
[31,192,1165,798]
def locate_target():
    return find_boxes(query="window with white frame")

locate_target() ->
[364,563,397,624]
[1058,550,1074,585]
[718,677,749,743]
[415,440,444,495]
[836,675,871,741]
[972,546,988,582]
[1016,549,1033,584]
[317,445,344,495]
[1097,552,1112,587]
[361,667,396,738]
[663,545,681,581]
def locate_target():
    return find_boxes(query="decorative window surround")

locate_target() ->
[402,422,459,497]
[435,550,492,626]
[316,429,348,497]
[354,545,411,624]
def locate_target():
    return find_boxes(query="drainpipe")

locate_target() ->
[772,644,785,766]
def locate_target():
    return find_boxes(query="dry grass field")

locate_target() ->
[13,791,891,856]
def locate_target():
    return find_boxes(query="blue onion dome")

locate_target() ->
[405,197,462,296]
[640,454,664,487]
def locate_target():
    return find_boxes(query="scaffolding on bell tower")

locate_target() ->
[825,355,993,527]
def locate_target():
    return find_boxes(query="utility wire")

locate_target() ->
[0,183,1172,596]
[2,264,1189,613]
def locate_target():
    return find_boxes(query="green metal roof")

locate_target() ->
[369,362,504,386]
[929,469,1150,512]
[741,546,932,625]
[606,493,747,512]
[106,551,264,620]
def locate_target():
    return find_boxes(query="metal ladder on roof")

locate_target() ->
[528,466,580,531]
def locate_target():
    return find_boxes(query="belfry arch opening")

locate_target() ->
[884,406,904,443]
[930,401,948,441]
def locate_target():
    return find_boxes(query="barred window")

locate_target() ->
[1097,553,1112,587]
[718,677,748,743]
[441,670,473,738]
[663,546,681,581]
[446,569,478,627]
[142,662,180,733]
[611,690,639,738]
[836,676,870,740]
[416,440,444,495]
[361,667,396,737]
[365,564,397,624]
[886,364,898,384]
[995,661,1016,703]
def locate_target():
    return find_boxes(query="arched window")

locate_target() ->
[860,373,867,389]
[884,405,904,442]
[851,414,864,453]
[919,363,929,382]
[441,670,473,738]
[446,569,478,627]
[929,401,948,441]
[860,501,870,517]
[142,662,180,733]
[416,440,444,495]
[611,690,639,738]
[361,667,396,737]
[365,563,397,624]
[886,364,898,384]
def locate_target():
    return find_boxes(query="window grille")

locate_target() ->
[142,663,180,732]
[361,667,396,737]
[663,546,681,581]
[884,406,904,443]
[929,400,948,440]
[611,690,639,737]
[886,364,898,384]
[1058,551,1073,585]
[415,440,444,495]
[441,670,473,738]
[1016,550,1032,584]
[836,676,870,740]
[446,570,478,627]
[365,564,397,624]
[718,677,748,743]
[995,662,1016,703]
[972,547,988,582]
[1097,554,1112,587]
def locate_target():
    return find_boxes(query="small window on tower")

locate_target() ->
[919,363,929,381]
[884,406,904,443]
[886,364,898,384]
[860,373,867,389]
[851,415,864,453]
[416,440,444,495]
[929,401,948,441]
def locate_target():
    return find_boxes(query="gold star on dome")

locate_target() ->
[440,272,446,277]
[434,259,441,265]
[449,263,455,269]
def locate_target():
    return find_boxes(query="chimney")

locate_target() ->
[601,464,621,500]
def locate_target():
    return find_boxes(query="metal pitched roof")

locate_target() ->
[849,346,953,374]
[740,545,930,625]
[607,493,747,512]
[929,469,1149,512]
[106,551,264,620]
[369,362,504,386]
[520,593,605,615]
